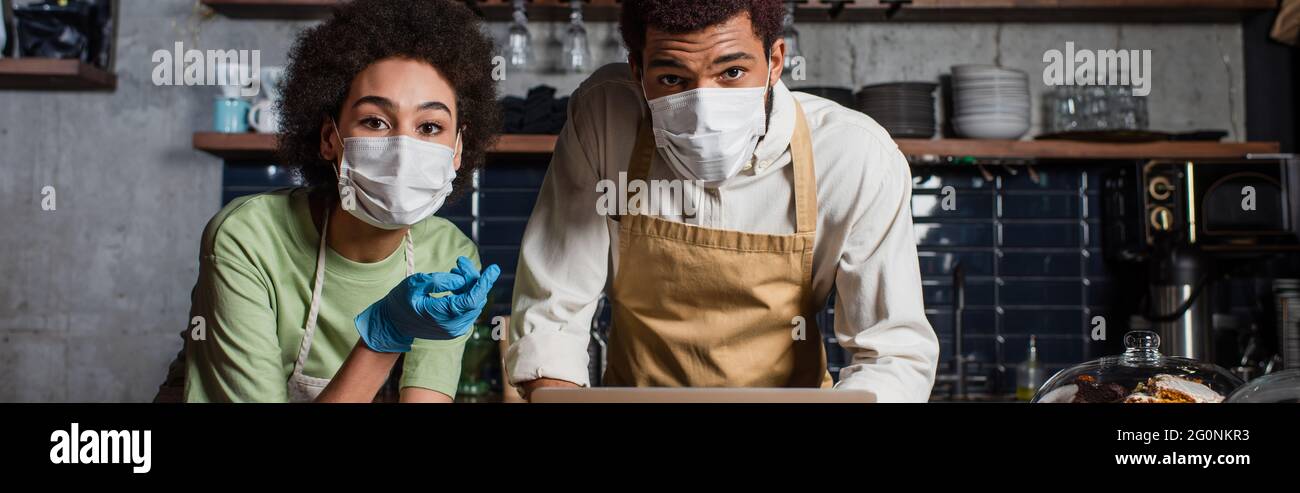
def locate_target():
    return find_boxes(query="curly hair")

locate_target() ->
[618,0,785,66]
[277,0,500,201]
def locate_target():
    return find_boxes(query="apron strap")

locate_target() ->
[404,232,415,276]
[628,118,657,182]
[293,208,416,378]
[293,208,331,377]
[620,118,658,219]
[789,101,817,235]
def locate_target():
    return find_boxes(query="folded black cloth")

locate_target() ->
[14,0,113,68]
[500,85,569,134]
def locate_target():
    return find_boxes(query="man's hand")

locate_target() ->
[518,378,580,401]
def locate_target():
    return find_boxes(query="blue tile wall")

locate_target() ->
[913,164,1107,394]
[478,160,549,317]
[223,159,1121,395]
[221,162,302,205]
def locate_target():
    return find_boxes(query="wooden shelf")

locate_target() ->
[199,0,1275,22]
[192,131,562,159]
[200,0,336,19]
[194,131,1279,162]
[895,138,1279,160]
[193,132,279,160]
[0,59,116,91]
[489,134,564,154]
[200,0,623,21]
[825,0,1279,22]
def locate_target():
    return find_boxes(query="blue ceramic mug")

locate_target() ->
[213,98,251,133]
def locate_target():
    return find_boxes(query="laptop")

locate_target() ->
[530,387,875,403]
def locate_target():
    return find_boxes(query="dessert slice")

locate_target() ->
[1122,393,1176,403]
[1071,375,1128,403]
[1145,374,1224,403]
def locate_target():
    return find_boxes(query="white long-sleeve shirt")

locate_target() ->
[506,64,939,402]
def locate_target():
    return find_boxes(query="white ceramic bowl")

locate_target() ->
[956,87,1024,96]
[953,65,1028,78]
[956,110,1030,121]
[953,110,1030,121]
[956,94,1031,104]
[956,100,1031,112]
[953,115,1031,139]
[951,74,1029,83]
[957,99,1031,110]
[955,85,1030,94]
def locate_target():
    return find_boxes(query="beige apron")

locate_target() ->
[287,208,415,402]
[604,101,833,388]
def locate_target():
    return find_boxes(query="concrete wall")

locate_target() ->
[0,0,1247,401]
[0,2,311,402]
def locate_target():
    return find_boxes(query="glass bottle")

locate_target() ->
[1016,335,1044,401]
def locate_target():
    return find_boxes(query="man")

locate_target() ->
[506,0,939,402]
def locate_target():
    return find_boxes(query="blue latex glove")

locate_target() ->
[355,256,501,353]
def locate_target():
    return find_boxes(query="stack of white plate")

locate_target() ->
[951,65,1030,140]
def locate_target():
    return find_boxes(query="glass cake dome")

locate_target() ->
[1225,369,1300,403]
[1032,331,1243,403]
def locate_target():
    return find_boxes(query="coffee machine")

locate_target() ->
[1104,156,1300,367]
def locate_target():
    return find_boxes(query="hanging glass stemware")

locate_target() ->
[506,0,532,72]
[601,12,628,67]
[562,0,592,74]
[781,1,802,73]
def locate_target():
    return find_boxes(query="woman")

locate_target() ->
[156,0,501,402]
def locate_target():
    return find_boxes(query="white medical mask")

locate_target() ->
[331,120,459,230]
[643,64,771,187]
